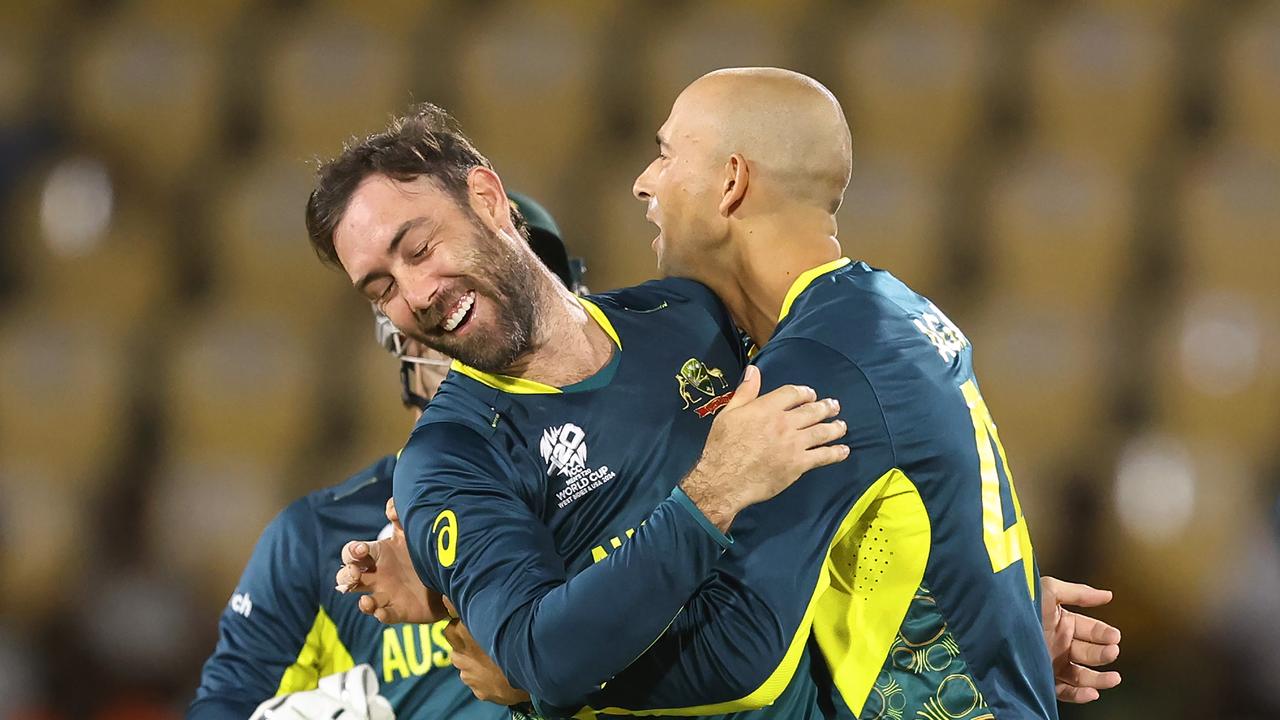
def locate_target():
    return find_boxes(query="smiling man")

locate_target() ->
[308,104,849,718]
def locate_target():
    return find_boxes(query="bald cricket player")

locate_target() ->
[574,68,1122,718]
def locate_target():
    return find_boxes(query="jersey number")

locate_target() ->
[961,380,1036,601]
[433,510,457,568]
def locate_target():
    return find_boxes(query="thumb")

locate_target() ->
[725,365,761,410]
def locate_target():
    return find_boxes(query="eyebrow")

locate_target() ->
[354,217,427,291]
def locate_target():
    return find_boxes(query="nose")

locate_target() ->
[633,161,655,202]
[400,279,438,319]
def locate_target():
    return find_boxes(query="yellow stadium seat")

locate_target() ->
[208,152,350,322]
[637,0,798,136]
[121,0,250,39]
[0,306,132,481]
[1105,429,1262,624]
[837,152,947,295]
[67,8,220,186]
[147,451,289,599]
[7,165,173,335]
[161,303,321,463]
[1220,3,1280,159]
[589,149,666,291]
[963,297,1110,475]
[1028,4,1177,172]
[260,7,413,159]
[985,144,1134,313]
[835,3,987,172]
[0,26,40,129]
[1179,140,1280,308]
[1152,288,1280,458]
[345,339,421,467]
[0,460,89,620]
[453,0,613,204]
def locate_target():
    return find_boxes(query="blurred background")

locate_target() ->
[0,0,1277,717]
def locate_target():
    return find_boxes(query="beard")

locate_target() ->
[405,216,544,374]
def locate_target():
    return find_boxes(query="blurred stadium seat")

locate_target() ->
[1107,430,1263,623]
[837,152,947,294]
[453,0,612,205]
[985,143,1134,313]
[1027,3,1177,173]
[344,339,417,469]
[1179,140,1280,307]
[965,297,1110,477]
[835,2,988,173]
[0,306,132,481]
[0,460,89,621]
[161,302,320,464]
[7,162,174,335]
[207,151,349,326]
[147,451,288,599]
[260,5,413,159]
[1220,3,1280,159]
[1153,288,1279,458]
[67,7,221,186]
[637,0,797,136]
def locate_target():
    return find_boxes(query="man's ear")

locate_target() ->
[467,166,511,231]
[719,153,749,217]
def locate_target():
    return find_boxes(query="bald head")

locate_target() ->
[673,67,853,212]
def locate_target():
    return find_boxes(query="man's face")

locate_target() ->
[632,93,724,278]
[334,174,541,373]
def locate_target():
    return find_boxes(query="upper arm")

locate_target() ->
[189,501,324,712]
[393,423,565,651]
[755,338,897,480]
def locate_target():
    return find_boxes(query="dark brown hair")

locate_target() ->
[304,102,525,267]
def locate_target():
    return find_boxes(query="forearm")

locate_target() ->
[482,493,730,709]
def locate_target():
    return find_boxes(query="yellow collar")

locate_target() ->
[449,297,620,395]
[778,257,851,322]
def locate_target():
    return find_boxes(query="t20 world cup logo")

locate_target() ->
[540,423,588,477]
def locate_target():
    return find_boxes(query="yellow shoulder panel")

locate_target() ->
[592,468,927,716]
[275,606,357,696]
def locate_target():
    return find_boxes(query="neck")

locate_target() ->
[499,281,613,386]
[703,209,841,345]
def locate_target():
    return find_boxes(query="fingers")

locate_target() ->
[1044,577,1114,609]
[756,383,819,413]
[724,365,761,410]
[1070,638,1120,667]
[787,397,841,430]
[385,497,400,526]
[1056,683,1101,704]
[335,564,364,592]
[341,540,380,571]
[442,595,459,618]
[798,416,847,449]
[443,618,471,653]
[801,443,851,470]
[1072,612,1123,646]
[1057,662,1122,692]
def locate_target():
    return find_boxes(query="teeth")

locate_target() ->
[442,292,475,332]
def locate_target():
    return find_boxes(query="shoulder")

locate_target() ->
[587,277,725,314]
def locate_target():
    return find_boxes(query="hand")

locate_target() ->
[681,365,849,531]
[1040,576,1122,703]
[443,608,531,706]
[336,498,450,624]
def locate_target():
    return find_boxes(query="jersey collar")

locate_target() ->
[449,297,620,395]
[778,257,852,322]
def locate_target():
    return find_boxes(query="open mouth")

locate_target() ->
[441,290,476,333]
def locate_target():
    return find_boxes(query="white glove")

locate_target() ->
[250,664,395,720]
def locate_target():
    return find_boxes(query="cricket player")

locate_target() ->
[188,194,578,719]
[317,103,1119,719]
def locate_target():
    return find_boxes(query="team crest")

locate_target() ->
[676,358,734,418]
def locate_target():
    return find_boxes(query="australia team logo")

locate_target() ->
[541,423,616,509]
[676,358,734,418]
